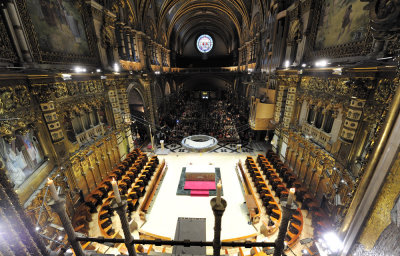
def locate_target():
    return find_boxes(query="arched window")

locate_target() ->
[315,108,324,128]
[307,105,315,124]
[72,116,83,134]
[323,110,334,133]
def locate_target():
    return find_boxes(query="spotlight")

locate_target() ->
[96,69,101,73]
[74,66,86,73]
[113,63,120,73]
[301,63,307,67]
[154,71,160,75]
[61,74,72,81]
[323,231,343,253]
[284,60,290,68]
[315,59,328,67]
[35,226,40,231]
[333,67,343,75]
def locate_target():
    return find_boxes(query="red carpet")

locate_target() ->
[184,181,216,190]
[190,190,209,196]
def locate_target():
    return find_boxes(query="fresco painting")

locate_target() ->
[315,0,369,49]
[27,0,89,55]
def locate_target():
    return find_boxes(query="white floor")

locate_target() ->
[140,153,257,241]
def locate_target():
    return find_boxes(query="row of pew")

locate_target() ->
[256,154,304,246]
[72,149,144,237]
[97,152,160,238]
[72,149,160,240]
[265,150,331,238]
[244,157,282,232]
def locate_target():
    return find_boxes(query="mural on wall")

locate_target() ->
[0,129,45,187]
[27,0,89,55]
[315,0,369,49]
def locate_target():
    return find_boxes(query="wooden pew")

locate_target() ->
[140,159,166,214]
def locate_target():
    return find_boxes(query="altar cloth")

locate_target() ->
[184,181,216,190]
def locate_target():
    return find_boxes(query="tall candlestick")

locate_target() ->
[112,178,122,203]
[47,178,59,201]
[216,180,222,204]
[287,187,295,206]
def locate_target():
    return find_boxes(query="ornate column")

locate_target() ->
[79,160,91,193]
[107,81,123,129]
[136,31,146,67]
[116,23,127,60]
[283,80,298,128]
[274,78,288,124]
[130,30,137,62]
[5,0,33,63]
[124,27,133,61]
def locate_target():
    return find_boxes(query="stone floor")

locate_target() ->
[88,146,314,256]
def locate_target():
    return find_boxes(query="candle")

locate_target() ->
[111,178,122,203]
[47,178,59,201]
[216,180,222,204]
[287,187,295,206]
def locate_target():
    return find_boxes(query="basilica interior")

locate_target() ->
[0,0,400,256]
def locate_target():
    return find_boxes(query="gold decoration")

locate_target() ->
[359,152,400,249]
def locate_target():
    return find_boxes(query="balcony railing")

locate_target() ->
[169,66,238,73]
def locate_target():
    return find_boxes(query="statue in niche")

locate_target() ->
[0,138,27,187]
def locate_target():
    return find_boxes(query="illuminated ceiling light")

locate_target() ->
[302,63,307,67]
[323,232,343,253]
[61,74,71,81]
[333,67,343,75]
[58,236,63,240]
[96,69,101,73]
[74,66,86,73]
[35,226,40,231]
[154,71,160,75]
[284,60,290,68]
[376,56,393,60]
[113,63,120,73]
[315,59,328,67]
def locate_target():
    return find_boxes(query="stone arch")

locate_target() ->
[172,80,177,91]
[127,81,151,141]
[153,81,164,108]
[165,82,171,96]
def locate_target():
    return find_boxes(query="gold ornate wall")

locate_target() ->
[272,66,397,223]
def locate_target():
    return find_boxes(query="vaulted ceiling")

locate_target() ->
[130,0,266,52]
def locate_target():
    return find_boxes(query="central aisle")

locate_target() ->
[140,153,257,241]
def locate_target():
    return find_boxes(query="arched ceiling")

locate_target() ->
[133,0,265,53]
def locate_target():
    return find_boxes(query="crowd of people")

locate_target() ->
[156,90,254,144]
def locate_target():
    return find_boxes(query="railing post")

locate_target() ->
[49,197,85,256]
[211,197,227,256]
[112,196,137,256]
[273,201,297,256]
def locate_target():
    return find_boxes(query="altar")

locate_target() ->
[185,164,215,181]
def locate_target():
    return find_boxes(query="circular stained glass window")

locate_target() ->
[196,34,213,53]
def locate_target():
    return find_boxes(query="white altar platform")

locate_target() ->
[140,153,257,241]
